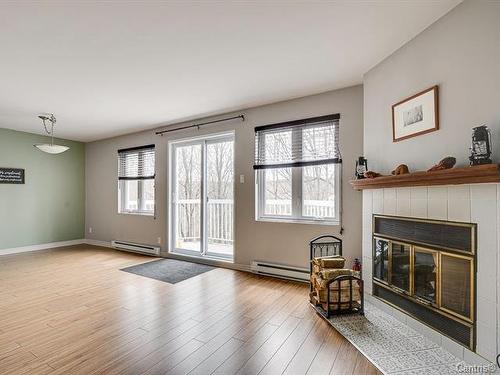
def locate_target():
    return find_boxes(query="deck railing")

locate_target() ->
[176,199,233,245]
[174,198,334,244]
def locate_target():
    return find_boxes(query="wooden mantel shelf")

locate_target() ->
[350,164,500,190]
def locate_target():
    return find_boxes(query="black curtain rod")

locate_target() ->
[155,114,245,135]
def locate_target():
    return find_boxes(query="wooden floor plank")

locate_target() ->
[306,326,344,375]
[282,319,330,375]
[188,338,245,375]
[259,317,316,375]
[0,245,379,375]
[329,340,359,375]
[232,315,302,375]
[211,323,281,374]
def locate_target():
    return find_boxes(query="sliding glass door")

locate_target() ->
[205,137,234,258]
[172,141,202,254]
[170,133,234,260]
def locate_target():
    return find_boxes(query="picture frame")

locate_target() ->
[392,85,439,142]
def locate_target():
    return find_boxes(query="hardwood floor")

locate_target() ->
[0,245,380,375]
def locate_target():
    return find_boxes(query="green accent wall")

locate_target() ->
[0,128,85,250]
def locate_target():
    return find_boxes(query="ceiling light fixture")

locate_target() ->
[33,114,69,154]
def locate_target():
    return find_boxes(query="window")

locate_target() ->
[118,144,155,215]
[254,114,341,224]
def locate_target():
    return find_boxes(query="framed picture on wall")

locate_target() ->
[392,85,439,142]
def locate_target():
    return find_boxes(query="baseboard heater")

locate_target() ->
[251,261,309,282]
[111,240,160,256]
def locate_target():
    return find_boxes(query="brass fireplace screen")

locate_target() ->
[372,215,476,348]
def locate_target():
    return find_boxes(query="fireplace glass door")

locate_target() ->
[440,253,473,320]
[391,242,410,293]
[373,238,389,283]
[371,215,477,350]
[413,248,438,304]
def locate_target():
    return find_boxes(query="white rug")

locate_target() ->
[325,302,492,375]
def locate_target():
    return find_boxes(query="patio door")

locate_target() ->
[170,133,234,260]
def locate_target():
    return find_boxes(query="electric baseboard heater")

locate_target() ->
[251,261,309,282]
[111,240,160,256]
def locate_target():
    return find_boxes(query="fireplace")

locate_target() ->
[371,215,476,350]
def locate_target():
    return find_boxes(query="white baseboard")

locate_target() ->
[0,239,86,256]
[166,252,251,273]
[86,240,252,273]
[0,238,252,274]
[84,239,112,248]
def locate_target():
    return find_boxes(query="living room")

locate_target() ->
[0,1,498,374]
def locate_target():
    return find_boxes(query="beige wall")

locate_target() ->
[364,0,500,173]
[86,85,363,269]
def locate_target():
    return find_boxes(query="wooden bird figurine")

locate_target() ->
[391,164,410,175]
[427,157,456,172]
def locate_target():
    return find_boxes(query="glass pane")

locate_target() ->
[120,153,139,177]
[175,144,202,252]
[141,179,155,213]
[302,164,336,218]
[206,140,234,258]
[302,124,336,162]
[391,243,410,292]
[120,180,139,212]
[140,149,155,177]
[373,239,389,282]
[263,168,292,216]
[264,130,292,164]
[414,249,438,304]
[441,254,472,319]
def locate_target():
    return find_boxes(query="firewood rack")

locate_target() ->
[309,235,364,318]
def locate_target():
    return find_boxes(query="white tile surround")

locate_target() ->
[362,184,499,366]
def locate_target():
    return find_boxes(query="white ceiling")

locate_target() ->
[0,0,461,142]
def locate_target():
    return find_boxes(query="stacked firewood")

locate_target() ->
[309,256,361,311]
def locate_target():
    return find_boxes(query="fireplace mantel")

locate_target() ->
[350,164,500,190]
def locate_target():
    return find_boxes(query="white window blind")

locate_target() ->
[254,114,341,170]
[118,144,156,180]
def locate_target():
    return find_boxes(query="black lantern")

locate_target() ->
[469,125,492,166]
[355,156,368,179]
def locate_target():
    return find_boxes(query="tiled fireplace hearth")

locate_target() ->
[362,184,499,365]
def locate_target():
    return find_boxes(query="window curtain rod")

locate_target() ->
[155,114,245,136]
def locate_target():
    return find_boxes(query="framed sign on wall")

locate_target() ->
[392,85,439,142]
[0,168,25,184]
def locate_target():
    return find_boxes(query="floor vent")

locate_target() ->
[251,261,308,282]
[111,240,160,256]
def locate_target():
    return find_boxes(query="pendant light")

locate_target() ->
[33,114,69,154]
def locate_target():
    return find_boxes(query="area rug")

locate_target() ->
[121,258,215,284]
[324,302,482,375]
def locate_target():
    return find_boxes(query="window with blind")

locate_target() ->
[254,114,341,224]
[118,144,156,215]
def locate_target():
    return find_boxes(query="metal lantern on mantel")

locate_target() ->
[355,156,368,179]
[469,125,492,166]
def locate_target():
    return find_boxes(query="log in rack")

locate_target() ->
[309,235,364,318]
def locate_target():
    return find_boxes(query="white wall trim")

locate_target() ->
[0,239,86,256]
[166,251,251,273]
[0,237,252,276]
[86,239,254,273]
[84,239,113,248]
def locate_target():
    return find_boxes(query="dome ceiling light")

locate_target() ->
[33,114,69,154]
